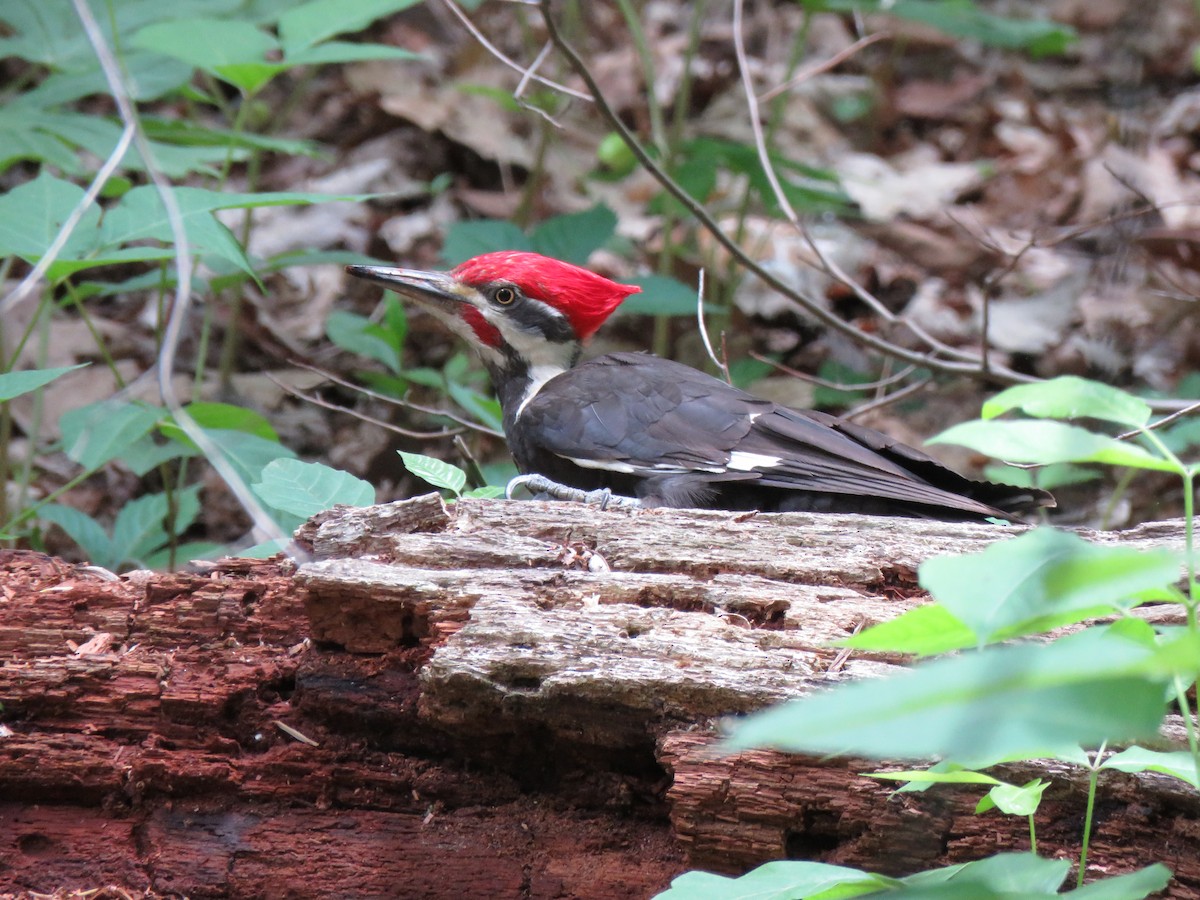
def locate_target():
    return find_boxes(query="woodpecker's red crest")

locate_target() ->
[453,251,640,341]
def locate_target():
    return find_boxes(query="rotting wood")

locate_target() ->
[2,499,1198,898]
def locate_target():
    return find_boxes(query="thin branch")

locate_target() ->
[1116,400,1200,442]
[843,378,931,421]
[288,358,505,438]
[0,122,135,317]
[536,0,1035,385]
[440,0,591,101]
[730,0,991,370]
[695,269,731,383]
[72,0,293,555]
[758,32,889,102]
[748,352,917,392]
[265,373,465,440]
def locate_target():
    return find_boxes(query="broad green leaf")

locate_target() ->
[399,452,467,496]
[900,852,1067,893]
[621,274,706,317]
[1066,864,1172,899]
[252,458,375,518]
[441,220,531,265]
[0,172,100,263]
[38,504,114,569]
[982,462,1100,492]
[445,381,503,432]
[161,402,279,444]
[111,491,172,566]
[463,485,505,499]
[60,401,163,470]
[278,0,420,54]
[866,770,1003,787]
[326,310,402,373]
[840,603,975,656]
[918,528,1177,646]
[975,779,1048,816]
[201,429,296,486]
[1101,747,1200,789]
[529,204,618,265]
[0,364,88,401]
[130,19,282,94]
[119,434,199,477]
[929,420,1180,473]
[724,628,1166,766]
[653,860,896,900]
[982,377,1151,428]
[816,0,1075,57]
[285,41,421,66]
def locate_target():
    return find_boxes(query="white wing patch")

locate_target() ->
[727,451,782,471]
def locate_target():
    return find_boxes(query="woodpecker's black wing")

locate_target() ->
[516,352,1052,520]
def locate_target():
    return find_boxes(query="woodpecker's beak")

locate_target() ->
[345,265,474,312]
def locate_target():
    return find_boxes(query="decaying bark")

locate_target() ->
[2,496,1196,898]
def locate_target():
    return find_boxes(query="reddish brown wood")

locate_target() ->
[3,499,1198,898]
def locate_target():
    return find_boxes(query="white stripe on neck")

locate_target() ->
[515,364,566,420]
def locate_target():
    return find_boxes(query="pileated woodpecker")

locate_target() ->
[346,252,1053,520]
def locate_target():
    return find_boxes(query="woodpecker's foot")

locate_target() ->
[505,474,641,509]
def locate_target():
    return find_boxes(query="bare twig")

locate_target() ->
[695,269,731,384]
[758,32,889,102]
[748,352,918,393]
[730,0,995,371]
[843,378,931,421]
[440,0,591,101]
[72,0,294,555]
[1116,400,1200,442]
[535,0,1035,384]
[288,359,504,437]
[264,373,465,440]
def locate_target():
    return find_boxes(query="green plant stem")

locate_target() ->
[0,403,11,534]
[614,0,666,155]
[513,118,551,229]
[61,281,126,387]
[1100,468,1136,530]
[1077,744,1105,888]
[1028,814,1037,855]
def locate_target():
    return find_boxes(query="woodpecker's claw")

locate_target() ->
[505,474,641,509]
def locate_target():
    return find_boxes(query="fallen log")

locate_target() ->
[1,496,1195,898]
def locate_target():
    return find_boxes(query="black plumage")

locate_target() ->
[514,352,1049,520]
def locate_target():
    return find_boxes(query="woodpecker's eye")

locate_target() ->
[493,287,516,305]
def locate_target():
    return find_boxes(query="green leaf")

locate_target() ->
[918,528,1178,646]
[653,860,896,900]
[38,504,114,569]
[278,0,420,54]
[445,381,504,432]
[865,769,1004,787]
[929,420,1181,473]
[162,402,280,444]
[441,220,531,265]
[620,274,704,317]
[982,377,1151,428]
[529,204,618,265]
[0,364,88,401]
[119,435,199,477]
[1065,864,1172,899]
[900,852,1068,894]
[130,18,283,94]
[201,429,296,486]
[724,628,1166,767]
[840,603,976,657]
[399,452,467,496]
[982,462,1100,492]
[0,172,100,264]
[975,779,1048,816]
[111,491,173,567]
[1101,747,1200,789]
[252,458,375,519]
[60,401,163,470]
[326,309,402,373]
[463,485,505,499]
[284,41,421,66]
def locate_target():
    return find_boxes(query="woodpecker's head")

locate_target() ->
[346,252,640,373]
